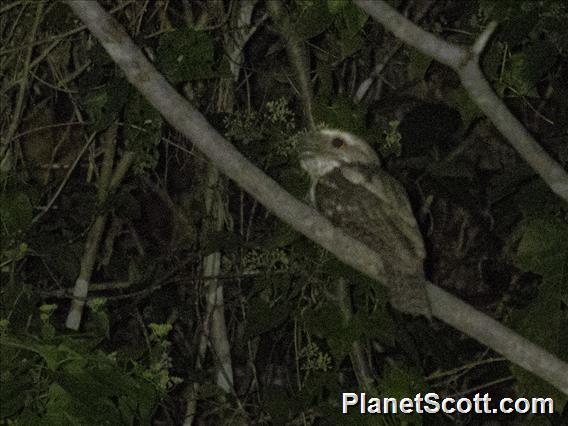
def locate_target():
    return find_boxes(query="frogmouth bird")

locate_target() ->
[300,128,431,317]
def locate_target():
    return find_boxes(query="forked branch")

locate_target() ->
[355,0,568,203]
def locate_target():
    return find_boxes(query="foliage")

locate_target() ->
[1,0,567,424]
[0,303,167,425]
[509,214,568,406]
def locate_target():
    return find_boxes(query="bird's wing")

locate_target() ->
[315,168,425,277]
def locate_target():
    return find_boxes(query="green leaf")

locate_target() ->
[83,78,130,133]
[84,310,110,340]
[43,383,82,426]
[43,2,76,32]
[295,0,334,40]
[88,360,139,398]
[312,96,366,134]
[486,164,536,206]
[379,364,425,396]
[0,376,31,418]
[53,368,116,403]
[514,216,568,276]
[37,344,64,371]
[509,216,568,407]
[124,92,163,173]
[362,308,396,347]
[499,11,539,47]
[407,49,433,81]
[304,304,354,362]
[340,2,368,36]
[447,87,481,129]
[509,275,567,408]
[482,41,504,81]
[245,297,290,338]
[157,29,215,83]
[332,2,367,60]
[521,41,558,87]
[0,191,33,237]
[502,52,540,96]
[263,386,293,425]
[378,364,425,423]
[336,32,363,61]
[327,0,347,15]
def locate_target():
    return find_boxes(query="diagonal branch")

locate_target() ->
[354,0,568,203]
[65,0,568,395]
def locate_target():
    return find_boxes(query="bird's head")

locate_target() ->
[299,129,381,179]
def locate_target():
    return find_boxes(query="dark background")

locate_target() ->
[1,0,567,424]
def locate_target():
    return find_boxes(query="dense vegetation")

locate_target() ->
[1,0,567,424]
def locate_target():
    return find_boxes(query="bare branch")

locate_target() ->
[472,21,498,56]
[65,123,135,330]
[354,0,568,203]
[65,0,568,395]
[1,1,44,160]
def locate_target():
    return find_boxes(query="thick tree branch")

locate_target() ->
[354,0,568,203]
[65,1,568,395]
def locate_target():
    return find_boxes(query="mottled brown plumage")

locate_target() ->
[300,129,430,316]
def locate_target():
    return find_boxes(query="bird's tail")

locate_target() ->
[389,277,431,318]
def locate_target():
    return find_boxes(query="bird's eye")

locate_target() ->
[331,137,344,148]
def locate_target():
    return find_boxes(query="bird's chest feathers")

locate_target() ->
[310,166,372,209]
[301,156,341,181]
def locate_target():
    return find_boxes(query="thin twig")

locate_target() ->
[65,122,135,330]
[1,1,44,159]
[32,132,96,224]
